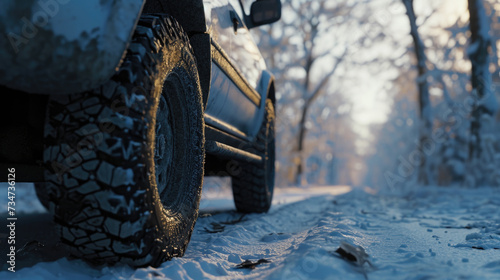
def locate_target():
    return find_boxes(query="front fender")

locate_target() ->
[0,0,145,94]
[249,69,275,139]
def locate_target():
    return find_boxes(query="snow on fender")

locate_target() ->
[0,0,145,94]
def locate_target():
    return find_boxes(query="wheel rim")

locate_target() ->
[155,94,174,197]
[155,71,193,212]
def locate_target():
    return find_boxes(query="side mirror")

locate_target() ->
[246,0,281,28]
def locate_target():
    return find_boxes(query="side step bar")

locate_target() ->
[205,140,262,164]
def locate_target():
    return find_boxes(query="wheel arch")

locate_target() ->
[268,78,276,106]
[258,70,276,104]
[0,0,145,95]
[143,0,207,34]
[143,0,212,107]
[249,70,275,140]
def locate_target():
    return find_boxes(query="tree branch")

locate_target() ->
[306,50,348,104]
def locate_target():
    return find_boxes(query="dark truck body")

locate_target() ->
[0,0,279,181]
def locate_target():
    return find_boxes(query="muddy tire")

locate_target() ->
[231,99,275,213]
[41,14,204,267]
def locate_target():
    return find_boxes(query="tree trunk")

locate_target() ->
[293,53,346,185]
[467,0,497,160]
[295,98,312,185]
[403,0,432,185]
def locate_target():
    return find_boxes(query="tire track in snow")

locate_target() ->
[3,184,499,279]
[148,190,368,280]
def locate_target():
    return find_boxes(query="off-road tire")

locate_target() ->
[231,99,275,213]
[41,14,204,267]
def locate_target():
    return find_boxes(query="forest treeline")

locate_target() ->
[252,0,500,188]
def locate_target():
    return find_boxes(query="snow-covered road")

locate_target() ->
[1,181,499,279]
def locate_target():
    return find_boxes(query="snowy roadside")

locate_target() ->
[1,181,500,279]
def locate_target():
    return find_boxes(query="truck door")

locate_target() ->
[203,0,266,140]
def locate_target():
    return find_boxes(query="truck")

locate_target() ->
[0,0,280,267]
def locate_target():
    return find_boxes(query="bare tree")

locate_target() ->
[402,0,432,185]
[295,51,346,184]
[256,0,412,186]
[254,0,353,185]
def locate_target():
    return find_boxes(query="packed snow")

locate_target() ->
[1,180,500,279]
